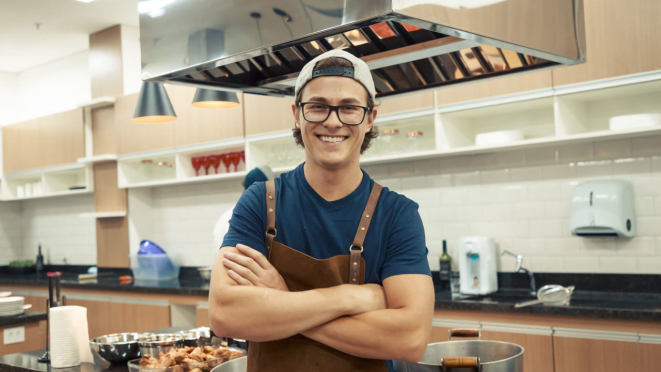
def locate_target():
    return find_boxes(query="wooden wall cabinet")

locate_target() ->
[243,94,295,137]
[38,109,85,168]
[552,0,661,87]
[2,109,85,173]
[377,91,434,116]
[2,119,42,173]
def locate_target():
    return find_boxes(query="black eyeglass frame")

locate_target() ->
[298,102,371,126]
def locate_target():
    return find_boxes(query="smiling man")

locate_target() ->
[209,49,434,372]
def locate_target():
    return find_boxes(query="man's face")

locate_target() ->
[292,76,377,170]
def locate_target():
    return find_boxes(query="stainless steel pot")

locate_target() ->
[211,356,247,372]
[393,329,523,372]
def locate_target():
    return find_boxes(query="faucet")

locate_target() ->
[501,250,536,296]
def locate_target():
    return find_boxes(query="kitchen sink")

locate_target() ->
[459,293,537,304]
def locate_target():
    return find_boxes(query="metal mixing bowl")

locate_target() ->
[179,327,213,347]
[137,334,184,357]
[211,356,247,372]
[90,333,152,364]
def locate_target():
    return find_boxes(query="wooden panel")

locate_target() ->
[482,331,554,372]
[553,337,639,372]
[39,109,85,167]
[435,70,553,107]
[2,119,42,173]
[92,106,118,155]
[89,25,123,98]
[244,94,295,136]
[377,91,434,116]
[68,299,170,338]
[553,0,661,86]
[96,217,130,268]
[93,161,127,212]
[168,85,245,147]
[196,307,210,328]
[0,321,46,356]
[639,342,661,372]
[116,93,176,155]
[433,309,661,335]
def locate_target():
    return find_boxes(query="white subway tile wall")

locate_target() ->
[0,194,96,265]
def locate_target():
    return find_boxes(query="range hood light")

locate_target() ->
[191,89,241,109]
[132,82,177,124]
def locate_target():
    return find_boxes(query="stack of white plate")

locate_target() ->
[0,296,24,316]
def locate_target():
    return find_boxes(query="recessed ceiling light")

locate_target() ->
[75,0,96,3]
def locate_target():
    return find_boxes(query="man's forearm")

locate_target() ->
[302,308,431,362]
[210,284,383,342]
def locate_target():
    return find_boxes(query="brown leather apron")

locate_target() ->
[246,179,388,372]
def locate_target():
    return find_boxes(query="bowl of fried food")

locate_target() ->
[128,345,245,372]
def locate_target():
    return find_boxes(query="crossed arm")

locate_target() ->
[208,244,435,363]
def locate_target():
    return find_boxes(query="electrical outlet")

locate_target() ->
[3,326,25,345]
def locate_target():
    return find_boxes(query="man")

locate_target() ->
[211,166,274,260]
[209,49,434,371]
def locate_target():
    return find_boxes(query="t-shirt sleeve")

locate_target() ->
[380,199,431,280]
[221,182,268,257]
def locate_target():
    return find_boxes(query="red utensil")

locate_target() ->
[230,152,241,172]
[221,153,232,173]
[210,155,221,174]
[202,156,212,175]
[191,157,202,176]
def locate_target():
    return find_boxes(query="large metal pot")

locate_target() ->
[393,329,523,372]
[211,356,247,372]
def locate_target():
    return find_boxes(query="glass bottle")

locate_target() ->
[406,131,424,152]
[439,240,452,290]
[380,128,402,155]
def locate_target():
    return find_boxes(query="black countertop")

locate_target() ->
[0,312,47,328]
[2,272,661,322]
[0,327,185,372]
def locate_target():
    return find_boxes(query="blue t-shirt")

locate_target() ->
[222,163,431,284]
[221,164,430,371]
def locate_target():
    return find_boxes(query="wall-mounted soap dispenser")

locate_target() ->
[569,179,635,238]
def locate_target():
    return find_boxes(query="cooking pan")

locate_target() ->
[393,329,523,372]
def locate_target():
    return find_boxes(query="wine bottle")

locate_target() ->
[439,240,451,290]
[36,243,44,273]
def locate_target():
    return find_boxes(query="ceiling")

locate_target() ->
[0,0,139,73]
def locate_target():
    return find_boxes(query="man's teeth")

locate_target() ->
[319,136,346,143]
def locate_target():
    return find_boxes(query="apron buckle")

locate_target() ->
[349,244,363,253]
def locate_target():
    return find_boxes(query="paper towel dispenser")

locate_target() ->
[569,179,635,238]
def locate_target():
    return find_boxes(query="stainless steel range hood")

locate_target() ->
[138,0,585,98]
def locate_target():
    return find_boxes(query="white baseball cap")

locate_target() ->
[294,49,376,100]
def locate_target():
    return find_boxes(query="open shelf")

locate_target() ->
[1,163,93,201]
[77,154,118,164]
[79,211,127,218]
[555,79,661,137]
[248,136,305,170]
[437,97,555,150]
[364,115,436,159]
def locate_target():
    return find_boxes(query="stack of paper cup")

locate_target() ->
[49,306,94,368]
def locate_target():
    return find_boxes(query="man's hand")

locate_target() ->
[222,244,289,291]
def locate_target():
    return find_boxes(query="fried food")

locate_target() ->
[137,345,244,370]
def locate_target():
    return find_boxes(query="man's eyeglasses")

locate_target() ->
[299,102,370,125]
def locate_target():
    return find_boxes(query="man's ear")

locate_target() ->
[292,103,300,128]
[365,108,377,133]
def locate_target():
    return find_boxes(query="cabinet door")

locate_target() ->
[377,91,434,116]
[435,70,552,107]
[639,342,661,372]
[244,94,295,136]
[168,85,244,147]
[2,119,42,173]
[553,336,639,372]
[481,330,553,372]
[116,93,176,155]
[39,108,85,167]
[552,0,661,86]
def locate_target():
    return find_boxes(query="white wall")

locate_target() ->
[127,135,661,274]
[15,51,92,123]
[121,24,143,96]
[0,72,19,126]
[0,202,23,265]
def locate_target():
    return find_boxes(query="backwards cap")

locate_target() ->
[294,49,376,100]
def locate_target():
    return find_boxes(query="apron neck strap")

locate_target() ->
[349,182,382,284]
[265,180,277,258]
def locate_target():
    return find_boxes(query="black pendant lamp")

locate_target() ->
[132,82,177,124]
[191,88,241,109]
